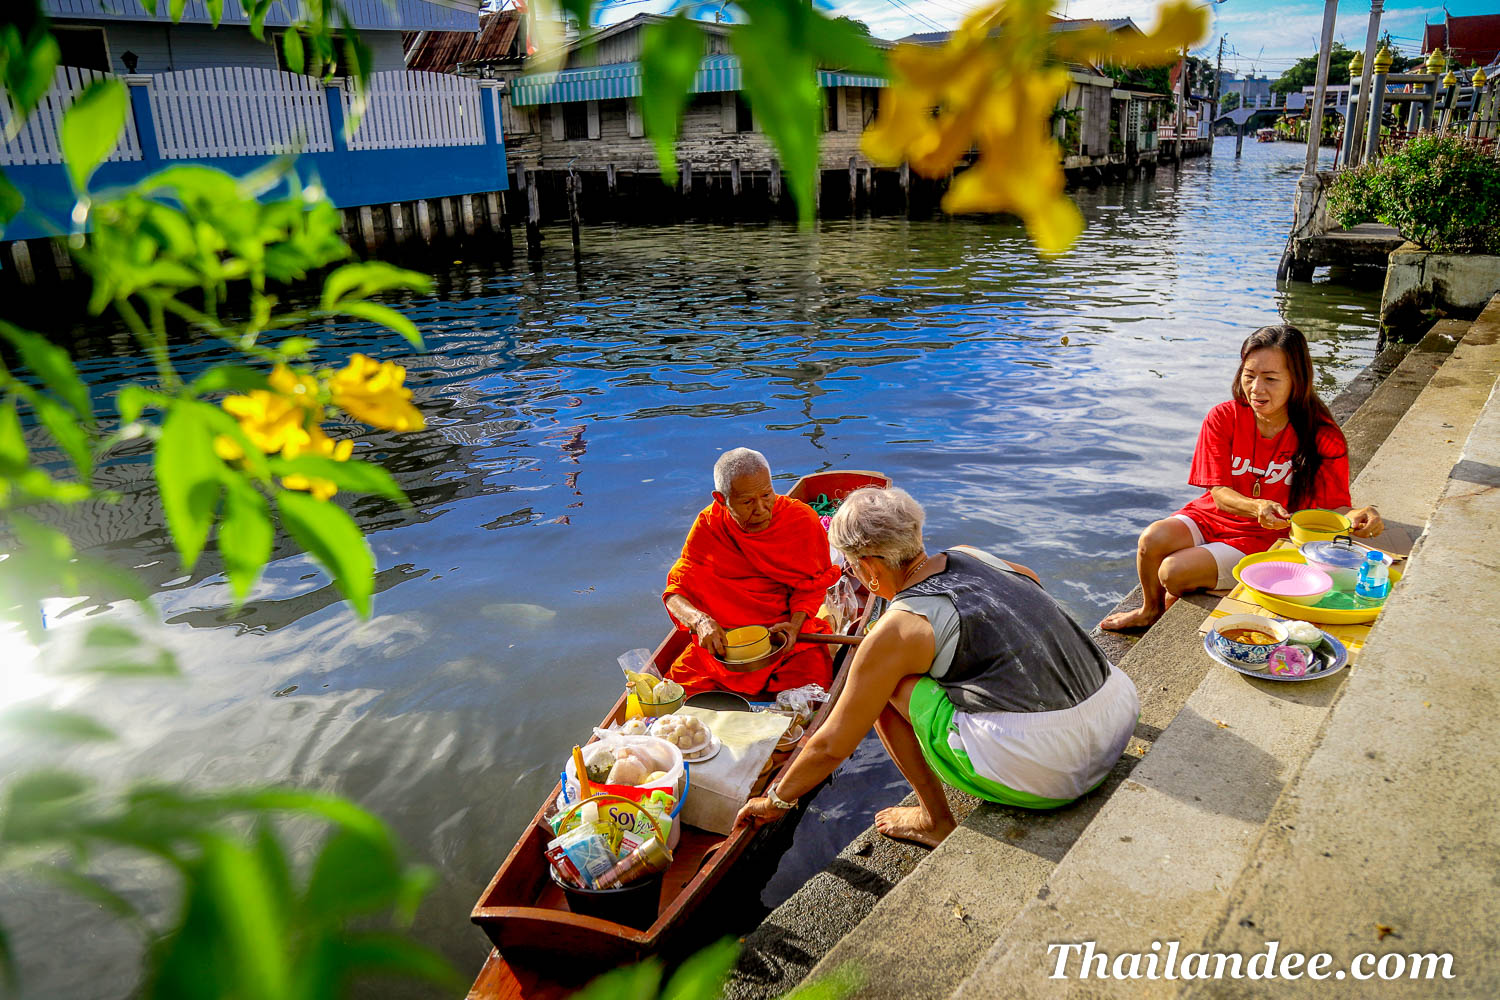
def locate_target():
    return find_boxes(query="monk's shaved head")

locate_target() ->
[713,448,771,495]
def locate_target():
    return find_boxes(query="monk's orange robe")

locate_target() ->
[662,495,841,697]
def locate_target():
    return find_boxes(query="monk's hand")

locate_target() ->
[768,621,797,647]
[734,796,785,831]
[1256,500,1292,530]
[1348,505,1384,538]
[691,614,727,657]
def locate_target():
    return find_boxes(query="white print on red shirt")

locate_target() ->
[1230,455,1292,485]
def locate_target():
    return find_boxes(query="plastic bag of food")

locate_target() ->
[564,732,684,805]
[773,683,829,727]
[545,825,617,888]
[824,573,861,633]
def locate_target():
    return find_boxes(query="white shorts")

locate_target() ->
[1171,514,1242,591]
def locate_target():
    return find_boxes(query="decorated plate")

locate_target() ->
[1200,629,1348,683]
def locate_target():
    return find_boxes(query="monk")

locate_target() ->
[663,448,841,696]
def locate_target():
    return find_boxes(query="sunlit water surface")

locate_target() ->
[2,139,1382,997]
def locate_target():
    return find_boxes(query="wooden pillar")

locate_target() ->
[415,199,434,241]
[389,202,408,244]
[358,205,378,249]
[49,239,74,281]
[682,160,693,196]
[730,158,741,197]
[862,166,872,214]
[566,169,581,257]
[848,156,857,216]
[769,158,781,207]
[606,163,617,194]
[1235,124,1245,156]
[900,161,911,217]
[338,208,355,243]
[440,197,457,236]
[526,170,542,258]
[9,240,35,285]
[814,168,822,215]
[460,194,477,236]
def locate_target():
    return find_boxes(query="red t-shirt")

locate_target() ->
[1176,400,1351,554]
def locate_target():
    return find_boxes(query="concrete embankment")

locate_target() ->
[728,298,1500,999]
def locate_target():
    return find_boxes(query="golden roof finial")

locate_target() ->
[1373,46,1393,73]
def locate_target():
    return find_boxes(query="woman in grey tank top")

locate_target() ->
[736,487,1139,847]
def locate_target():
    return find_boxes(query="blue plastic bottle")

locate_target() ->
[1355,551,1390,603]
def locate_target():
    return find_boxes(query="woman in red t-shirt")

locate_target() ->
[1101,325,1384,632]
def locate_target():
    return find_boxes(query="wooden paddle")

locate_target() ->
[796,632,863,646]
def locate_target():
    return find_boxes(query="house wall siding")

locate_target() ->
[43,0,479,32]
[63,22,406,75]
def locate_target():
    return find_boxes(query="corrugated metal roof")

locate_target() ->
[44,0,480,31]
[404,10,523,72]
[510,53,884,106]
[902,16,1139,46]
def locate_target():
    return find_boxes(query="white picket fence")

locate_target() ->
[0,66,143,166]
[341,71,484,150]
[149,67,334,160]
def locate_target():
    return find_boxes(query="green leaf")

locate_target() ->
[169,0,188,21]
[198,836,292,1000]
[0,172,22,228]
[0,320,94,422]
[276,336,317,360]
[303,827,403,923]
[661,938,740,1000]
[571,959,664,1000]
[782,962,861,1000]
[558,0,594,32]
[320,261,432,309]
[155,402,225,571]
[63,650,179,678]
[117,385,163,424]
[219,475,273,604]
[1,770,92,844]
[281,28,304,74]
[83,623,141,649]
[640,14,704,187]
[191,365,271,396]
[0,706,115,743]
[331,301,424,350]
[806,14,886,76]
[271,455,407,505]
[205,0,224,27]
[733,0,823,227]
[0,400,28,475]
[309,932,460,993]
[60,79,129,194]
[1,27,60,120]
[33,393,93,478]
[275,489,374,618]
[34,865,143,926]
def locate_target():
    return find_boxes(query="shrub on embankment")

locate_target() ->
[1329,135,1500,255]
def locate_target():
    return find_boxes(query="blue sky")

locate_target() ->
[594,1,1495,79]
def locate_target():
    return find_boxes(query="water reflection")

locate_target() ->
[1,139,1381,998]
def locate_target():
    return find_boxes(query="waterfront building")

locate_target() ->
[1421,12,1500,69]
[2,0,511,273]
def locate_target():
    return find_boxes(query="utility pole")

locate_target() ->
[1213,34,1226,124]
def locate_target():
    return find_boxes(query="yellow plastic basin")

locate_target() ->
[1232,549,1400,625]
[1289,508,1352,546]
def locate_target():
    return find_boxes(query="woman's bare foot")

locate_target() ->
[874,804,955,848]
[1098,606,1163,632]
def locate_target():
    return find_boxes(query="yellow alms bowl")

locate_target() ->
[1232,549,1400,625]
[724,626,772,662]
[1290,509,1352,546]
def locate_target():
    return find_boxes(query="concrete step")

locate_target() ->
[942,300,1500,998]
[1184,299,1500,999]
[1342,321,1465,479]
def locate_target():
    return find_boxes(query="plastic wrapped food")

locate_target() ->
[581,744,616,784]
[618,717,651,736]
[649,714,709,749]
[545,826,617,889]
[1268,645,1311,677]
[773,683,828,727]
[1283,620,1322,646]
[606,757,649,786]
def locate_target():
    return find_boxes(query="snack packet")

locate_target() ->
[545,826,617,889]
[618,648,664,708]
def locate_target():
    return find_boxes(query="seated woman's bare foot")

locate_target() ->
[1098,606,1163,632]
[874,805,955,848]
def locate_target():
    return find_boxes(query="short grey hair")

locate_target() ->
[713,447,771,495]
[828,486,925,567]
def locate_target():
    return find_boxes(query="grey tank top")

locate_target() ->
[897,548,1111,714]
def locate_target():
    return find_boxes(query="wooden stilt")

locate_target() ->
[485,191,502,232]
[49,238,74,280]
[416,199,434,242]
[10,240,36,286]
[848,157,858,216]
[389,202,408,244]
[526,170,542,258]
[730,159,741,198]
[461,194,478,236]
[769,158,781,209]
[606,163,617,194]
[566,169,581,257]
[900,161,911,216]
[440,197,457,237]
[682,160,693,197]
[358,205,378,249]
[862,166,872,214]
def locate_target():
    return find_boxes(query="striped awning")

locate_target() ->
[509,55,885,106]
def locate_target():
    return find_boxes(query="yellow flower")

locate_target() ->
[268,364,321,411]
[328,354,424,432]
[862,0,1207,256]
[280,424,354,502]
[222,389,314,456]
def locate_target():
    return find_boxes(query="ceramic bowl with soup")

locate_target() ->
[1211,614,1290,667]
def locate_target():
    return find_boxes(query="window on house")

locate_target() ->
[274,30,352,77]
[55,26,109,72]
[563,102,589,140]
[823,87,841,131]
[735,93,754,133]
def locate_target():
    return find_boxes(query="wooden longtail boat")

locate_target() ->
[467,470,891,1000]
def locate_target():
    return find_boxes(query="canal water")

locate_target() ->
[3,138,1381,997]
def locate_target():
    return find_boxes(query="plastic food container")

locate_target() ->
[724,625,772,661]
[1211,614,1290,667]
[1301,538,1372,591]
[1289,509,1351,546]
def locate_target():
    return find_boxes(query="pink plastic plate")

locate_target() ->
[1240,561,1333,601]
